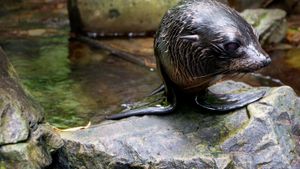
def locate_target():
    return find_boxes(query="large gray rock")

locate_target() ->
[0,48,63,169]
[55,81,300,169]
[0,48,43,144]
[0,124,63,169]
[241,9,287,45]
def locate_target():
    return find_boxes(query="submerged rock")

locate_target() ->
[0,47,63,169]
[54,81,300,169]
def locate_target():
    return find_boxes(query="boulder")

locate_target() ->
[54,81,300,169]
[0,48,63,169]
[0,47,43,144]
[67,0,228,36]
[0,124,63,169]
[241,9,287,45]
[67,0,181,36]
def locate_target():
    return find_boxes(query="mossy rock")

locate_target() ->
[0,48,43,144]
[0,48,63,169]
[54,81,300,168]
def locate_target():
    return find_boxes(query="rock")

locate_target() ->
[68,0,181,36]
[54,81,300,169]
[227,0,300,14]
[0,47,43,144]
[241,9,287,45]
[67,0,228,36]
[0,124,63,169]
[0,47,63,169]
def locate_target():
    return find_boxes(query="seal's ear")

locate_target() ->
[179,35,200,41]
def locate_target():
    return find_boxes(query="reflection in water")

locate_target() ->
[3,37,160,128]
[230,48,300,95]
[0,1,161,128]
[68,40,161,126]
[264,48,300,94]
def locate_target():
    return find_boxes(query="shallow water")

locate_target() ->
[0,1,161,128]
[2,37,160,128]
[0,0,299,128]
[222,47,300,95]
[261,48,300,94]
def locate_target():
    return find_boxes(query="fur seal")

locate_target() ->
[107,0,271,120]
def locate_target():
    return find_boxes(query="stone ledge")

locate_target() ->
[54,81,300,169]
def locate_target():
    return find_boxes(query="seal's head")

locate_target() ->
[155,0,271,92]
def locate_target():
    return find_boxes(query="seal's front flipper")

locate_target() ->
[106,87,176,120]
[148,84,165,96]
[105,104,175,120]
[195,88,266,111]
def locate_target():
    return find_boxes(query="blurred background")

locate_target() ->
[0,0,299,128]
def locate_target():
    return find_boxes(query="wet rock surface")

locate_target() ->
[241,9,287,45]
[0,48,63,169]
[1,124,63,169]
[54,81,300,169]
[0,47,43,144]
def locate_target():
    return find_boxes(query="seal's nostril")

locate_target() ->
[263,57,271,67]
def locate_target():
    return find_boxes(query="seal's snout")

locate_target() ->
[244,44,271,69]
[257,51,271,68]
[263,57,271,67]
[232,48,271,73]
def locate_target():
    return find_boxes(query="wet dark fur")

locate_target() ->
[155,0,270,93]
[107,0,271,120]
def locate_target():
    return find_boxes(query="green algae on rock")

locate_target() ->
[0,124,63,169]
[0,48,63,169]
[0,47,43,144]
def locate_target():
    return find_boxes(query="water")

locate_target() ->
[0,1,160,128]
[225,48,300,95]
[261,48,300,94]
[2,37,160,129]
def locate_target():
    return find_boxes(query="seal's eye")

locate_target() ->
[224,42,240,52]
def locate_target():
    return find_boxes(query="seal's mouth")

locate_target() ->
[248,57,271,71]
[228,56,271,73]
